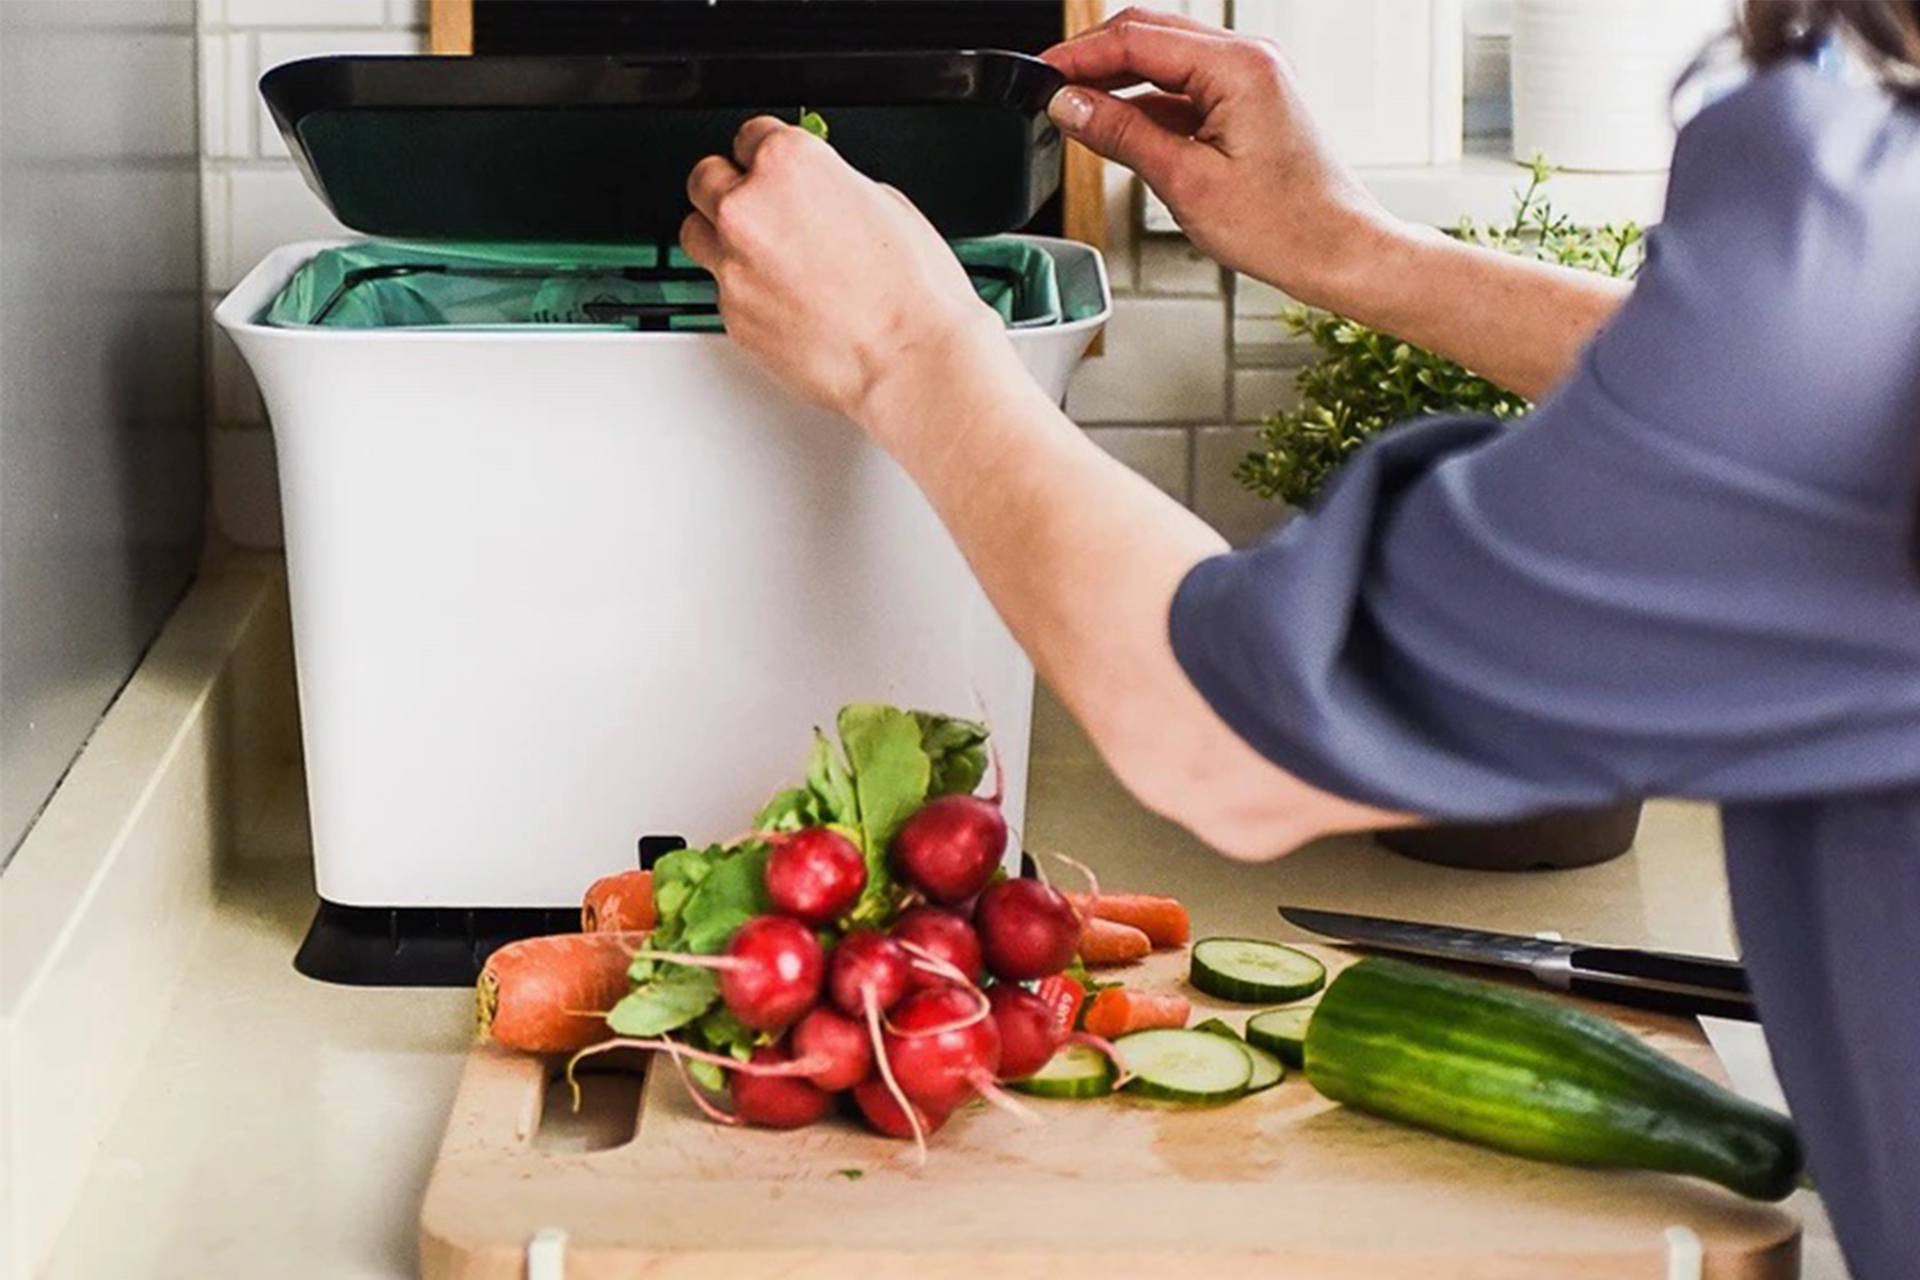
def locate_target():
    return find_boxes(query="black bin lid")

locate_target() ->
[261,52,1067,243]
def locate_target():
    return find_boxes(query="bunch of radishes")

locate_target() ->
[662,791,1100,1145]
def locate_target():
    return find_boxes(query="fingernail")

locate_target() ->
[1050,88,1093,131]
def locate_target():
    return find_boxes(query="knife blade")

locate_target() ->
[1278,905,1756,1022]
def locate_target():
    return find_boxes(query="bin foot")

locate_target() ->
[294,898,579,987]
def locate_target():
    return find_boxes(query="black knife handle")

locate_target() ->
[1565,976,1757,1021]
[1570,947,1750,994]
[1567,947,1756,1022]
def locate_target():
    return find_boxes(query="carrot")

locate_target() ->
[582,869,656,933]
[1077,916,1152,968]
[1081,988,1192,1041]
[476,931,644,1053]
[1067,892,1191,949]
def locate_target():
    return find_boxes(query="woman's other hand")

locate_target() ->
[1043,7,1394,308]
[679,116,1013,439]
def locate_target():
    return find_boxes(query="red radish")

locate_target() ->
[986,984,1065,1080]
[827,929,912,1017]
[765,828,867,925]
[974,878,1080,982]
[789,1006,873,1092]
[890,794,1008,905]
[891,906,984,990]
[721,915,825,1032]
[730,1045,834,1130]
[476,931,645,1053]
[882,985,1002,1113]
[852,1076,952,1140]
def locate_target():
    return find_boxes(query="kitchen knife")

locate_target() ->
[1278,905,1756,1022]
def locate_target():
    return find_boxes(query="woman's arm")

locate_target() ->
[1043,7,1629,400]
[680,120,1409,859]
[855,327,1411,859]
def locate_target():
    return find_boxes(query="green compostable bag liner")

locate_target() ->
[263,238,1063,332]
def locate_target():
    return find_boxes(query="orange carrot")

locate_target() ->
[582,869,656,933]
[476,931,643,1053]
[1077,916,1152,967]
[1068,892,1191,949]
[1081,988,1192,1041]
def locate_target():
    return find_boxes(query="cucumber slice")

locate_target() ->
[1009,1044,1114,1100]
[1191,1017,1242,1041]
[1190,937,1327,1004]
[1116,1029,1253,1104]
[1246,1005,1314,1068]
[1241,1041,1287,1093]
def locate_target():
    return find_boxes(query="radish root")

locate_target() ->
[969,1071,1041,1125]
[1045,850,1102,928]
[1065,1031,1132,1089]
[891,942,993,1037]
[864,987,928,1165]
[668,1051,743,1127]
[621,950,746,972]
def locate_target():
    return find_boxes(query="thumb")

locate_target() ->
[1048,86,1184,186]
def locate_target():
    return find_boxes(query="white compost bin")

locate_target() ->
[215,235,1107,941]
[225,49,1104,982]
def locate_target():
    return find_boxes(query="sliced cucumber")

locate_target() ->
[1189,1015,1285,1093]
[1246,1005,1315,1069]
[1116,1029,1252,1104]
[1190,937,1327,1004]
[1241,1041,1287,1093]
[1009,1044,1114,1100]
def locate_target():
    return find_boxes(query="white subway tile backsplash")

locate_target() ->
[219,167,350,290]
[1085,428,1192,505]
[1101,162,1136,293]
[210,324,266,426]
[202,169,232,293]
[199,34,255,158]
[222,0,390,27]
[1195,427,1291,548]
[1232,274,1296,318]
[1067,296,1227,424]
[210,426,284,550]
[1232,365,1301,424]
[1234,315,1298,349]
[1138,237,1223,296]
[256,29,423,156]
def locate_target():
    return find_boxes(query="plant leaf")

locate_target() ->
[607,965,719,1037]
[679,845,773,955]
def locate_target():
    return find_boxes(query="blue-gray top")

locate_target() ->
[1169,60,1920,1279]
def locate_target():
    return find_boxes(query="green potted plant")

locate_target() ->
[1237,160,1649,872]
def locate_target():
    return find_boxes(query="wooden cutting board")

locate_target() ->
[419,946,1800,1280]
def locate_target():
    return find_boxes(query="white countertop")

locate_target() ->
[42,693,1850,1279]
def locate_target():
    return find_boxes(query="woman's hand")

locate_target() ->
[1043,7,1395,307]
[679,116,1013,439]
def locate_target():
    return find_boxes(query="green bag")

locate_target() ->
[264,238,1064,333]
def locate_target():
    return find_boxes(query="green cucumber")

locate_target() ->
[1246,1005,1314,1069]
[1009,1044,1113,1100]
[1239,1041,1286,1093]
[1304,958,1802,1201]
[1116,1029,1251,1104]
[1190,937,1326,1003]
[1191,1017,1285,1093]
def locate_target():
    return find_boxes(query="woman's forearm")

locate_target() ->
[1290,219,1632,401]
[852,333,1408,859]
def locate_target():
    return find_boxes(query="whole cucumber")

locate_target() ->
[1304,958,1801,1200]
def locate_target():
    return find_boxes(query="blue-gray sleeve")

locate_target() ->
[1169,63,1920,820]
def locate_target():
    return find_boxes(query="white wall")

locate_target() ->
[197,0,1321,554]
